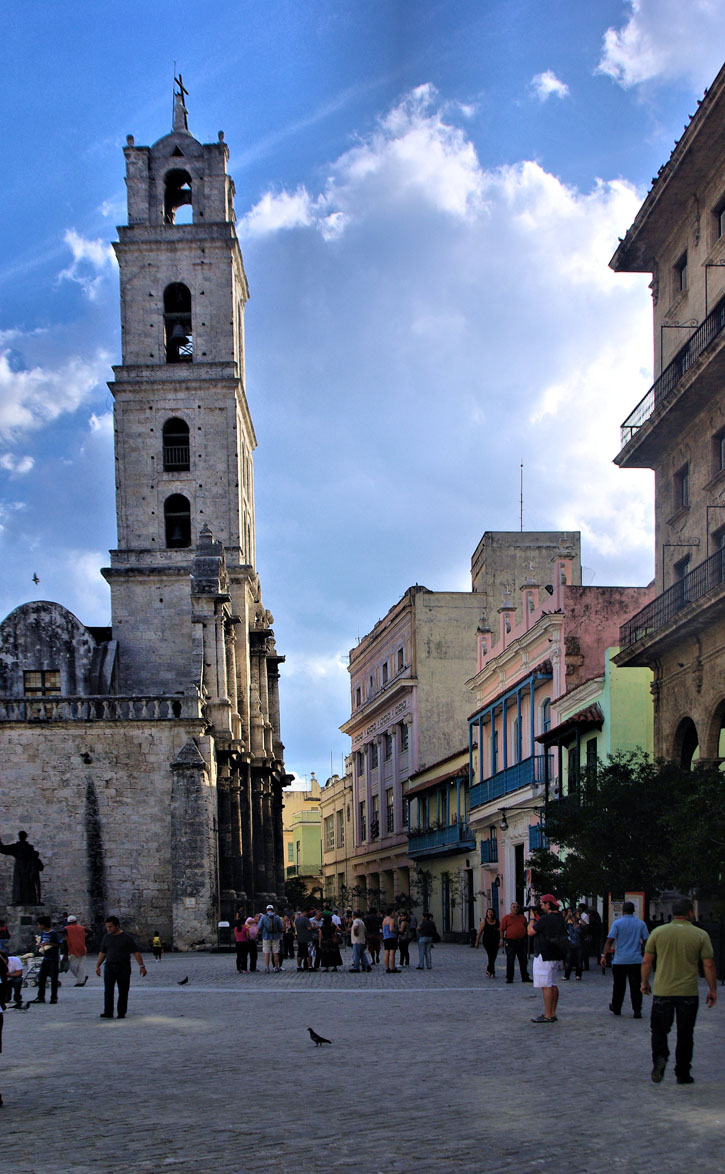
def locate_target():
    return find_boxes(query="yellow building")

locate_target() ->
[282,774,323,900]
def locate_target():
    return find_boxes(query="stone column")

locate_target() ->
[251,773,266,898]
[229,773,244,894]
[217,763,233,895]
[240,761,255,901]
[170,739,218,947]
[262,778,276,894]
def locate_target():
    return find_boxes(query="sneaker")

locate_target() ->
[99,1013,113,1019]
[676,1075,694,1084]
[31,998,46,1004]
[531,1014,554,1023]
[651,1057,667,1083]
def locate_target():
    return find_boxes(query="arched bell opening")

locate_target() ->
[162,418,190,471]
[164,168,193,224]
[164,494,191,548]
[163,283,193,363]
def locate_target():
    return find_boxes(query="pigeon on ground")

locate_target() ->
[307,1027,331,1046]
[177,977,189,985]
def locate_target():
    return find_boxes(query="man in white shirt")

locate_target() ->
[4,951,24,1007]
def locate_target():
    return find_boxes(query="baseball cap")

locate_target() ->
[540,894,560,908]
[266,904,274,911]
[67,915,78,923]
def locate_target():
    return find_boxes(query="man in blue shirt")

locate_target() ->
[601,901,649,1018]
[32,917,63,1004]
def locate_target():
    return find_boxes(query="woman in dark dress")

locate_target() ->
[475,908,501,978]
[318,913,343,972]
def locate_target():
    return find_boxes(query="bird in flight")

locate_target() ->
[32,573,39,585]
[307,1027,331,1046]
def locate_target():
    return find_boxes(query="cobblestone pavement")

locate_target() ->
[2,945,724,1172]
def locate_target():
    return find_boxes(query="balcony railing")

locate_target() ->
[620,548,725,650]
[469,754,552,809]
[0,694,198,723]
[620,294,725,446]
[163,445,190,470]
[408,822,475,857]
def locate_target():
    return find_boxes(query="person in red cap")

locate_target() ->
[528,895,567,1023]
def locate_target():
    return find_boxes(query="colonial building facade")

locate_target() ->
[612,61,725,765]
[340,585,483,909]
[0,85,289,945]
[466,544,652,917]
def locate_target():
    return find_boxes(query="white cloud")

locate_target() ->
[0,454,34,475]
[598,0,725,89]
[57,229,117,300]
[530,70,570,102]
[0,346,111,441]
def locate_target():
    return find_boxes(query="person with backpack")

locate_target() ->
[258,905,284,973]
[528,894,568,1023]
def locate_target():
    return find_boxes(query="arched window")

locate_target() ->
[164,169,192,224]
[162,418,190,471]
[164,494,191,548]
[163,283,193,363]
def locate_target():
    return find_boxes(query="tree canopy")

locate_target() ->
[529,751,725,908]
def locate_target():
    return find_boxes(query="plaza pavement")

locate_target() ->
[2,943,724,1173]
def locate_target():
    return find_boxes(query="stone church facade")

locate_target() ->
[0,85,290,947]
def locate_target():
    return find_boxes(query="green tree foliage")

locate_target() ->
[529,751,725,905]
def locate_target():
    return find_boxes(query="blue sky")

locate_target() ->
[1,1,724,783]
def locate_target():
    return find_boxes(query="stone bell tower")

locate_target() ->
[103,79,289,913]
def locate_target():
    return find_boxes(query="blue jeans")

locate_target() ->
[418,937,433,968]
[351,943,370,970]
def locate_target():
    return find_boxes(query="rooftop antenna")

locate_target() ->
[520,463,524,532]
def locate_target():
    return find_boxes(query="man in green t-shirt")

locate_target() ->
[641,897,717,1085]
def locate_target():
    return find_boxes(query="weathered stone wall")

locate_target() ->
[0,602,98,697]
[470,531,582,643]
[0,721,217,948]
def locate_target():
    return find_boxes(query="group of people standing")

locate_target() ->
[232,905,440,974]
[474,900,602,984]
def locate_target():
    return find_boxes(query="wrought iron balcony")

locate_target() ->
[469,754,552,810]
[620,294,725,447]
[408,821,476,858]
[619,547,725,651]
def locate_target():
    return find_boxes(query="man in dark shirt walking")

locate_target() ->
[95,916,147,1019]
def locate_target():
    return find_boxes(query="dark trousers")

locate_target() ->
[104,966,131,1018]
[37,954,59,1000]
[651,995,699,1078]
[611,963,642,1014]
[485,943,498,975]
[399,940,410,966]
[564,944,583,979]
[9,976,23,1005]
[505,938,530,981]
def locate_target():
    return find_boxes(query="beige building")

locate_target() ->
[612,61,725,764]
[320,759,355,908]
[340,585,483,910]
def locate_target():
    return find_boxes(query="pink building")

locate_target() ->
[466,547,652,915]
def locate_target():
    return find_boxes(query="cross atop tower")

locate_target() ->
[173,72,189,133]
